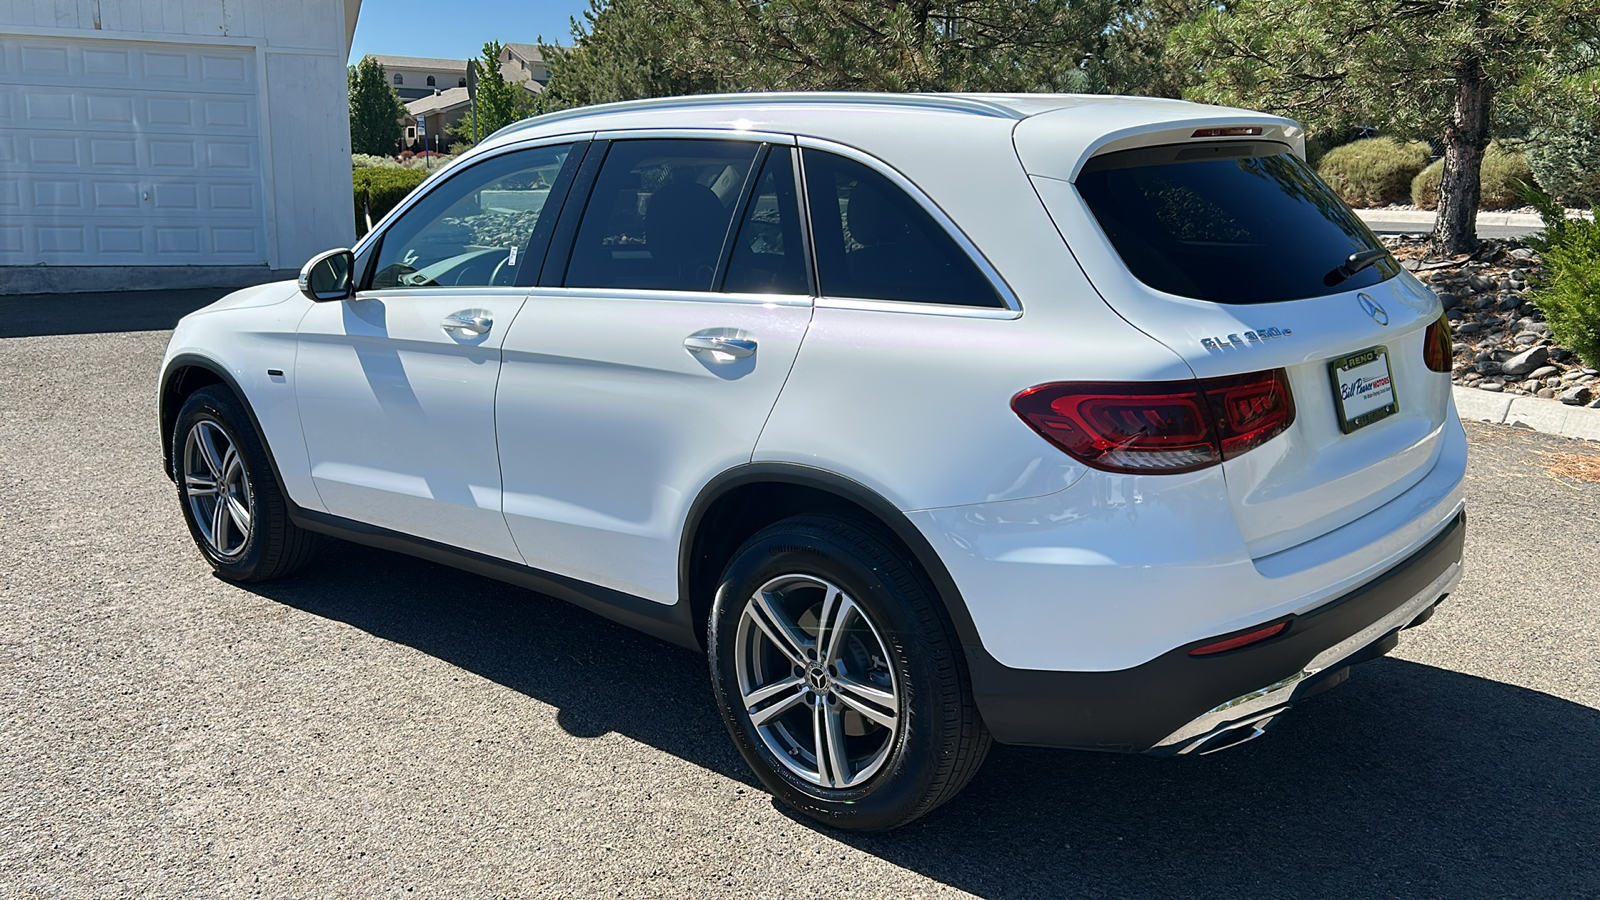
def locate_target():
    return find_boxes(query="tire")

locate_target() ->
[707,513,990,831]
[172,385,318,582]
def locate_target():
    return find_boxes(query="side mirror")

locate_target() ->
[298,248,355,302]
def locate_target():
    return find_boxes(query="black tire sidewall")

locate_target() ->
[708,519,953,831]
[173,387,274,581]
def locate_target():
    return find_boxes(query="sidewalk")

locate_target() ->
[1454,386,1600,442]
[1354,208,1592,230]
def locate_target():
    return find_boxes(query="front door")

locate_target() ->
[295,142,578,560]
[496,138,814,602]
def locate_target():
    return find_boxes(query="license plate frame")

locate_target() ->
[1328,345,1399,434]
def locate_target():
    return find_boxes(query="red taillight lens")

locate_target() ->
[1423,312,1452,373]
[1188,621,1288,657]
[1011,369,1295,474]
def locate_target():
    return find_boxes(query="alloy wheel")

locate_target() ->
[733,574,900,789]
[182,419,252,558]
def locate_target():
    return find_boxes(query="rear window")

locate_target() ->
[1075,142,1397,304]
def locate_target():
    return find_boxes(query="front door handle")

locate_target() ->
[684,335,756,360]
[442,312,492,336]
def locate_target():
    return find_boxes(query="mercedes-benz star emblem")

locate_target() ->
[1358,293,1389,326]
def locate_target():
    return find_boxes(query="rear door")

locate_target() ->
[1021,131,1451,559]
[494,136,813,603]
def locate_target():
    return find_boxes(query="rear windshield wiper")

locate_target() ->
[1324,248,1390,287]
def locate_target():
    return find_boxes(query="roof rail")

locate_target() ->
[490,91,1029,141]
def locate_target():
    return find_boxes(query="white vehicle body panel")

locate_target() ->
[496,288,812,603]
[294,286,529,560]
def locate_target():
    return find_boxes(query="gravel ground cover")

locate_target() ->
[1385,235,1600,407]
[2,326,1597,899]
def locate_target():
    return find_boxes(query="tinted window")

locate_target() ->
[803,149,1002,308]
[370,144,571,290]
[564,139,760,291]
[723,146,807,295]
[1075,142,1398,304]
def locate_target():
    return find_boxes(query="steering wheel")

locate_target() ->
[489,254,511,285]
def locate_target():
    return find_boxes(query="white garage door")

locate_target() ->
[0,35,267,267]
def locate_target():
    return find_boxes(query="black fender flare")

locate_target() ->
[676,462,985,652]
[159,353,285,491]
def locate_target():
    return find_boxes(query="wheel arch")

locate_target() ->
[159,354,282,489]
[678,464,983,653]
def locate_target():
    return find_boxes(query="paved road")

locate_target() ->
[3,325,1598,898]
[1360,219,1539,240]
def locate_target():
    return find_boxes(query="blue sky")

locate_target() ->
[348,0,589,64]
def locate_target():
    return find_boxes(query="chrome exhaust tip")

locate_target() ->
[1174,708,1285,756]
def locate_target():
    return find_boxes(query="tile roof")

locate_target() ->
[366,54,467,72]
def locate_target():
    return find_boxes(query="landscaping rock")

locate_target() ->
[1528,365,1560,380]
[1510,247,1535,259]
[1559,385,1594,406]
[1499,346,1549,377]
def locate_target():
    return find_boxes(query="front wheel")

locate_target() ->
[708,514,990,831]
[173,385,317,582]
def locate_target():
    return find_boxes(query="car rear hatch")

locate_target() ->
[1015,109,1452,560]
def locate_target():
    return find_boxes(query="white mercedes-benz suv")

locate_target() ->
[159,93,1466,831]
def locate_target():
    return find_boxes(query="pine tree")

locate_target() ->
[1170,0,1600,256]
[349,56,407,157]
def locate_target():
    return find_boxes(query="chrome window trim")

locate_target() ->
[795,135,1023,315]
[352,285,533,302]
[526,286,814,308]
[352,131,597,258]
[815,295,1021,319]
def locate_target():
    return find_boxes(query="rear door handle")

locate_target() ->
[442,312,492,336]
[684,335,756,360]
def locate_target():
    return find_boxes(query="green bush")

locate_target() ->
[353,167,430,238]
[1523,185,1600,368]
[1527,113,1600,208]
[1316,138,1431,207]
[1410,141,1536,210]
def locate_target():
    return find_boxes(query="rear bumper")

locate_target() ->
[967,509,1465,752]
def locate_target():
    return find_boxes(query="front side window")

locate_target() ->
[563,139,760,292]
[802,149,1002,308]
[723,146,807,295]
[370,143,571,290]
[1074,142,1397,304]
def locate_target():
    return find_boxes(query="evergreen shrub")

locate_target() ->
[1523,185,1600,369]
[1526,114,1600,208]
[1315,138,1430,207]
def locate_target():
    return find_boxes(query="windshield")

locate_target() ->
[1074,142,1397,304]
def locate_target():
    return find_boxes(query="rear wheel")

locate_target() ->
[708,514,989,831]
[173,386,317,582]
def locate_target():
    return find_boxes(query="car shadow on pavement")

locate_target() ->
[244,542,1600,899]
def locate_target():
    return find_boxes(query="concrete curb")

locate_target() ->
[1453,385,1600,441]
[1353,208,1592,230]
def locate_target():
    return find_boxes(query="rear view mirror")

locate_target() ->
[298,249,355,301]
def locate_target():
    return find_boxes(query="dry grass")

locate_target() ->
[1537,450,1600,483]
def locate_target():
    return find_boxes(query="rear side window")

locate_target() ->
[564,139,760,292]
[723,146,808,295]
[802,149,1003,308]
[1075,142,1398,304]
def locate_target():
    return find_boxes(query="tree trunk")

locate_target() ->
[1431,59,1493,257]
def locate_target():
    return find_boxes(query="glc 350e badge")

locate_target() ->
[1201,327,1294,350]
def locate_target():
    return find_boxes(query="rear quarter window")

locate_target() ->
[1075,142,1398,305]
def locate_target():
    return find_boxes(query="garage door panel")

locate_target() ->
[0,34,266,267]
[0,38,258,94]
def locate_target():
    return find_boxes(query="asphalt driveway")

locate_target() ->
[2,317,1597,898]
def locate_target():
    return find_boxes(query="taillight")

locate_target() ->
[1011,369,1295,474]
[1423,312,1452,373]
